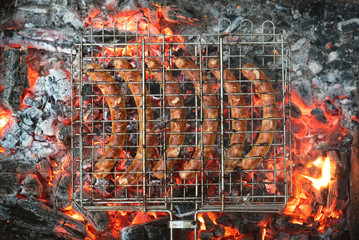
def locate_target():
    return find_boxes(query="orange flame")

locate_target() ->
[303,157,331,190]
[28,65,39,89]
[62,205,85,222]
[0,107,14,138]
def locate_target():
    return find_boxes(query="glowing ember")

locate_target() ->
[0,106,14,138]
[303,157,331,190]
[28,65,39,89]
[62,205,85,222]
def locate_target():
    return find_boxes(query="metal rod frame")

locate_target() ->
[71,17,292,237]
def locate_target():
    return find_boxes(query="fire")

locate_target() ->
[303,157,331,190]
[28,65,39,89]
[0,106,14,138]
[62,205,85,222]
[197,212,241,238]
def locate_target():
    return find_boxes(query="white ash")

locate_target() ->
[308,60,323,75]
[290,38,307,52]
[18,27,78,43]
[0,69,71,161]
[337,18,359,32]
[19,131,33,148]
[54,6,82,30]
[327,51,339,63]
[34,69,71,102]
[38,116,56,136]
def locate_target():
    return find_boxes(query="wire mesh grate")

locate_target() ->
[71,18,292,222]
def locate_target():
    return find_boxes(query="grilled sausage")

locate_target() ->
[148,59,186,179]
[114,59,155,185]
[208,58,247,172]
[241,63,278,169]
[175,58,219,180]
[86,63,127,179]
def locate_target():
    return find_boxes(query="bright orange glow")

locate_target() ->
[197,213,240,237]
[290,90,313,115]
[62,205,85,222]
[86,223,96,240]
[351,115,359,122]
[303,157,331,190]
[290,219,304,225]
[131,212,151,225]
[0,107,14,138]
[197,213,206,231]
[28,66,39,89]
[261,228,266,240]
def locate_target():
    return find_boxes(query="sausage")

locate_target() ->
[148,59,186,179]
[114,59,155,185]
[86,63,127,178]
[175,58,219,180]
[241,63,278,169]
[208,58,247,172]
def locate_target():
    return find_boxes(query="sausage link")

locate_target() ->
[86,63,127,178]
[114,59,155,185]
[208,58,247,172]
[148,59,186,179]
[175,58,219,180]
[241,63,278,169]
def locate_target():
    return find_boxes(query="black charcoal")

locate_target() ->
[72,188,110,231]
[0,173,20,197]
[338,18,359,32]
[20,174,43,198]
[3,46,29,112]
[311,108,327,124]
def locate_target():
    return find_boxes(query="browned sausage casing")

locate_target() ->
[148,59,186,179]
[241,63,278,169]
[175,58,219,180]
[208,58,247,172]
[114,59,155,185]
[86,63,127,179]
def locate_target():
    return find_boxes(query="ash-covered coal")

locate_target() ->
[0,69,71,162]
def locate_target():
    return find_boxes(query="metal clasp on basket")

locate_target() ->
[169,220,197,229]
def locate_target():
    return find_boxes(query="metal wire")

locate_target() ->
[71,17,292,237]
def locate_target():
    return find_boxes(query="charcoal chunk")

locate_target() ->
[173,202,195,217]
[216,215,232,226]
[121,224,146,240]
[338,18,359,32]
[202,213,215,231]
[16,161,37,175]
[211,224,225,238]
[120,217,169,240]
[20,174,43,198]
[323,99,339,116]
[145,224,169,240]
[311,108,327,124]
[199,230,213,240]
[51,170,71,209]
[72,188,110,231]
[3,46,28,112]
[0,173,20,196]
[37,159,52,182]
